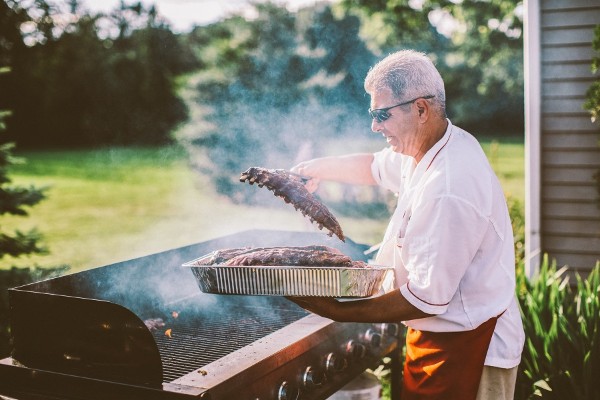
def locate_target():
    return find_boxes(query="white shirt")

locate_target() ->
[371,120,524,368]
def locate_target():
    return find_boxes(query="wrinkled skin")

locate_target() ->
[239,167,345,242]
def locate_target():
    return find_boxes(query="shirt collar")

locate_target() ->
[410,119,453,184]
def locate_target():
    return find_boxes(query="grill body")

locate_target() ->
[0,230,401,400]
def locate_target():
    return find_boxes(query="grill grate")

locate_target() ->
[150,303,308,382]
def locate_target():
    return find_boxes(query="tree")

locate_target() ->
[0,0,198,148]
[584,25,600,123]
[185,3,377,202]
[583,24,600,202]
[339,0,449,52]
[0,63,66,358]
[0,72,46,259]
[301,6,375,117]
[439,0,524,134]
[339,0,524,135]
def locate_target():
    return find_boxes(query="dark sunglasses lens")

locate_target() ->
[373,110,389,123]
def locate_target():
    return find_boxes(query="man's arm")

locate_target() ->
[287,289,432,323]
[291,153,377,191]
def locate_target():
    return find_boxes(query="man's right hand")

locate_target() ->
[290,161,321,193]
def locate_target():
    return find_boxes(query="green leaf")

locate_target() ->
[533,379,552,392]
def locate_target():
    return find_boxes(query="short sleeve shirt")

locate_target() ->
[371,120,524,368]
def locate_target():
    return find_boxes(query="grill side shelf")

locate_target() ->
[8,288,164,388]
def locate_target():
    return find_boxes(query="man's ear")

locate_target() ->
[415,98,428,118]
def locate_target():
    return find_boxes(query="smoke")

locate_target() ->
[170,67,393,246]
[89,232,323,323]
[179,92,376,206]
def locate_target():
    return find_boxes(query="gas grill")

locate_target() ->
[0,230,401,400]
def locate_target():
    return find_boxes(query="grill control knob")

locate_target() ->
[364,328,382,348]
[345,339,366,361]
[302,365,324,390]
[380,323,399,337]
[277,381,299,400]
[324,352,347,375]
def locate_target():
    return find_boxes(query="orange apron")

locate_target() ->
[401,315,499,400]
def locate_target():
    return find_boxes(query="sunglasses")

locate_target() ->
[368,95,435,123]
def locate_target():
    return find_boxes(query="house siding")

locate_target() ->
[539,0,600,274]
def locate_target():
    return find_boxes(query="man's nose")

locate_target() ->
[371,119,382,133]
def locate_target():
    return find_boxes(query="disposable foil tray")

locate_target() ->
[183,260,394,298]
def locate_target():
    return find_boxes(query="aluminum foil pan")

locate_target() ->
[183,261,394,298]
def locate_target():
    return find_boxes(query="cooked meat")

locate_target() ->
[225,248,352,266]
[193,246,368,268]
[196,245,338,265]
[196,247,260,265]
[239,167,345,242]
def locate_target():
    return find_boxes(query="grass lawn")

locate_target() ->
[2,138,524,272]
[479,136,525,201]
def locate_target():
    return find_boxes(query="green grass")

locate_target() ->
[2,145,385,271]
[2,138,524,272]
[480,136,525,201]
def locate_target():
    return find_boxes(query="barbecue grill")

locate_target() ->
[0,230,401,400]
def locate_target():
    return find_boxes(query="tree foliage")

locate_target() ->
[180,0,524,201]
[0,93,46,259]
[185,3,376,202]
[584,24,600,123]
[583,24,600,202]
[0,0,199,147]
[340,0,524,134]
[1,0,526,199]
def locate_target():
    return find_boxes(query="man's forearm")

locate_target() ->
[288,289,431,323]
[293,153,377,186]
[332,289,431,322]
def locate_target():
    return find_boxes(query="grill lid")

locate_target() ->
[9,289,163,387]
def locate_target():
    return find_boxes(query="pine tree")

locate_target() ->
[0,69,47,259]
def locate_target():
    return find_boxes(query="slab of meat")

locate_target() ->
[195,245,335,265]
[239,167,345,242]
[193,246,368,268]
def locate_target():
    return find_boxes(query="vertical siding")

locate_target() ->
[540,0,600,273]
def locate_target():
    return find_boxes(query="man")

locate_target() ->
[289,50,524,400]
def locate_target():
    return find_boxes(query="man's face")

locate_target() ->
[369,88,420,155]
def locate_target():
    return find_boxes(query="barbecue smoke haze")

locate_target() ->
[175,89,387,242]
[98,255,215,319]
[179,87,375,201]
[96,235,310,324]
[111,66,385,317]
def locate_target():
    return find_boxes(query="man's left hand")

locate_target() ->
[286,296,339,318]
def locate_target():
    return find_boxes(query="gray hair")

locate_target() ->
[364,50,446,118]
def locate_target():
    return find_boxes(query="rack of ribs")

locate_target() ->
[193,245,368,268]
[239,167,345,242]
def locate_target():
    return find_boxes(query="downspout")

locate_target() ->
[524,0,542,277]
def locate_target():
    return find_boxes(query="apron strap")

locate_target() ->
[401,314,500,400]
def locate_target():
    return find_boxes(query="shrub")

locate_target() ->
[515,256,600,400]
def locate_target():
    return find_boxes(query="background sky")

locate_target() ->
[80,0,329,32]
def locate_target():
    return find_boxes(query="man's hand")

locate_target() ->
[286,296,339,318]
[290,161,321,193]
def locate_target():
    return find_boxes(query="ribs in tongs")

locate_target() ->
[239,167,345,242]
